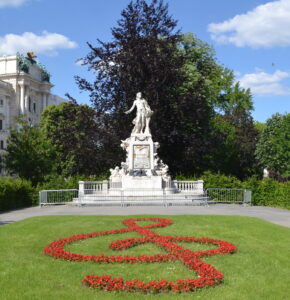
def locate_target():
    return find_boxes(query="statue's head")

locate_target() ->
[136,92,142,99]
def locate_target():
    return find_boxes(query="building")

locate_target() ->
[0,53,66,150]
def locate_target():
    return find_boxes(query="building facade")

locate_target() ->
[0,53,65,151]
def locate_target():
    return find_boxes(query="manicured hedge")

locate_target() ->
[243,177,290,208]
[0,177,34,212]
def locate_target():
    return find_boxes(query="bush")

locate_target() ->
[0,177,34,212]
[243,177,290,208]
[37,174,108,191]
[202,171,243,189]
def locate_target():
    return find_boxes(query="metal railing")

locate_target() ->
[39,189,78,207]
[206,188,251,205]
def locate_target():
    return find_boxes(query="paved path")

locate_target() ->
[1,205,290,228]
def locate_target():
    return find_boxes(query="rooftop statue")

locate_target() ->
[125,92,153,135]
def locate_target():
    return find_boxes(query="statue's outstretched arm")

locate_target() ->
[125,101,136,114]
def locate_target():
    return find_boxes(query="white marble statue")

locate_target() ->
[109,166,122,181]
[125,92,153,135]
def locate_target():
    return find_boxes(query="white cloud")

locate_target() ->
[208,0,290,48]
[0,31,77,56]
[238,69,290,96]
[0,0,29,8]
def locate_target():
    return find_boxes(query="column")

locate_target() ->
[24,86,30,112]
[42,93,47,112]
[19,84,25,114]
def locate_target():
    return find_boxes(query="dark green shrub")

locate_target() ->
[243,177,290,208]
[202,171,242,189]
[0,177,34,212]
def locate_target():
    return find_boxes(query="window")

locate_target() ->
[28,97,31,112]
[33,102,36,113]
[0,140,4,150]
[0,99,4,106]
[0,120,2,130]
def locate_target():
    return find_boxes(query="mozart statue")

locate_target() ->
[125,92,153,135]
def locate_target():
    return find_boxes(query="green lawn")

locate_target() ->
[0,215,290,300]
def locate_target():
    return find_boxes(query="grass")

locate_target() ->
[0,215,290,300]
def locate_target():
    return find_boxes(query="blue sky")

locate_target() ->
[1,0,290,122]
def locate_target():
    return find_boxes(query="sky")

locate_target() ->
[1,0,290,122]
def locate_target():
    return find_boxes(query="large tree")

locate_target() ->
[41,101,113,177]
[4,120,56,185]
[75,0,257,176]
[255,113,290,178]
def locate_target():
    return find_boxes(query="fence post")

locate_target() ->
[79,181,85,197]
[243,190,252,206]
[39,191,42,207]
[102,180,109,193]
[173,180,178,191]
[39,190,47,207]
[197,180,204,194]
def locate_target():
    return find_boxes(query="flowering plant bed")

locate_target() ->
[44,217,237,293]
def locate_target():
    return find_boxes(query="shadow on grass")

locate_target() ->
[0,220,14,226]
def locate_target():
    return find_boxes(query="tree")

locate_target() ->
[75,0,257,176]
[176,34,256,176]
[255,113,290,178]
[4,120,56,185]
[76,0,185,171]
[208,110,260,180]
[41,101,112,176]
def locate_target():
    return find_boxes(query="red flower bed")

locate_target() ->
[43,217,237,293]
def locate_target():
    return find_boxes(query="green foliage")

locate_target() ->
[41,102,111,177]
[4,119,56,186]
[36,174,108,191]
[202,171,243,189]
[0,177,34,211]
[243,177,290,208]
[254,121,266,134]
[255,113,290,178]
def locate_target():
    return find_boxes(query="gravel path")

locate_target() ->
[1,205,290,228]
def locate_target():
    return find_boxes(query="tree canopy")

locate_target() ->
[74,0,257,178]
[4,119,56,185]
[255,113,290,178]
[41,101,113,177]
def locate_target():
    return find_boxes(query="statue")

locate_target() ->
[27,52,37,60]
[125,92,153,135]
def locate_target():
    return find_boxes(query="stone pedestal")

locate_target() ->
[108,131,176,196]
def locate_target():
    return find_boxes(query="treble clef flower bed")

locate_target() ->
[43,217,237,293]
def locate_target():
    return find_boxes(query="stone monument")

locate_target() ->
[76,92,205,205]
[109,92,175,195]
